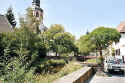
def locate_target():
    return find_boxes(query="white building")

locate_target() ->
[113,22,125,62]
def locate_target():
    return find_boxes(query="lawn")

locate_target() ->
[85,58,97,63]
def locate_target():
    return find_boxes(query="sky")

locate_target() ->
[1,0,125,39]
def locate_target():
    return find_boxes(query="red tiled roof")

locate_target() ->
[117,21,125,33]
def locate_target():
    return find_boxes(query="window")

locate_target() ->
[36,11,39,17]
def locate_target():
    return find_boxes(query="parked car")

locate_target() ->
[104,56,125,72]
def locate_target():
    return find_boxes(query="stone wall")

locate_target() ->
[53,67,94,83]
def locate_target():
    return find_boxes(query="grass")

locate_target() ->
[85,57,104,66]
[34,61,83,83]
[85,58,97,63]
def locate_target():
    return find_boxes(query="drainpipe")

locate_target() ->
[122,56,125,63]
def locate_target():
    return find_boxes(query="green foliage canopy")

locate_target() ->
[77,35,96,55]
[6,7,16,28]
[90,27,121,56]
[44,24,77,55]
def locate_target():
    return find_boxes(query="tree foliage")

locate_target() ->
[77,35,96,55]
[77,27,121,56]
[0,26,48,82]
[0,5,80,82]
[90,27,121,56]
[6,7,16,28]
[47,24,65,37]
[44,24,77,56]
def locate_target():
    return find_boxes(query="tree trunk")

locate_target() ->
[56,52,58,56]
[99,50,102,56]
[99,49,104,67]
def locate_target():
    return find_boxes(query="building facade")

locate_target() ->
[114,22,125,56]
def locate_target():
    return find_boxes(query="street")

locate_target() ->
[89,71,125,83]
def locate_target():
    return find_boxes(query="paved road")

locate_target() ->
[89,71,125,83]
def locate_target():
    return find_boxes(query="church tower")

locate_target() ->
[32,0,47,32]
[32,0,43,22]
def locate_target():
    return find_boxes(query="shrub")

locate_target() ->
[34,61,82,83]
[0,57,35,83]
[0,27,48,83]
[35,59,66,74]
[45,59,66,66]
[97,56,104,65]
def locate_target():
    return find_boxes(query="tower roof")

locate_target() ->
[33,0,40,3]
[117,21,125,33]
[32,0,40,7]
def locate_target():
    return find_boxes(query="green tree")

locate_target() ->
[53,32,76,55]
[6,7,16,28]
[90,27,121,56]
[47,24,65,37]
[44,24,65,53]
[0,20,49,82]
[0,26,48,70]
[44,24,77,56]
[77,35,96,55]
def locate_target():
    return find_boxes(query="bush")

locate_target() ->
[34,61,82,83]
[0,57,35,83]
[45,59,66,66]
[97,56,104,65]
[0,27,48,83]
[35,59,66,74]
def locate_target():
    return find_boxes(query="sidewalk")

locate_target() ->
[89,72,125,83]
